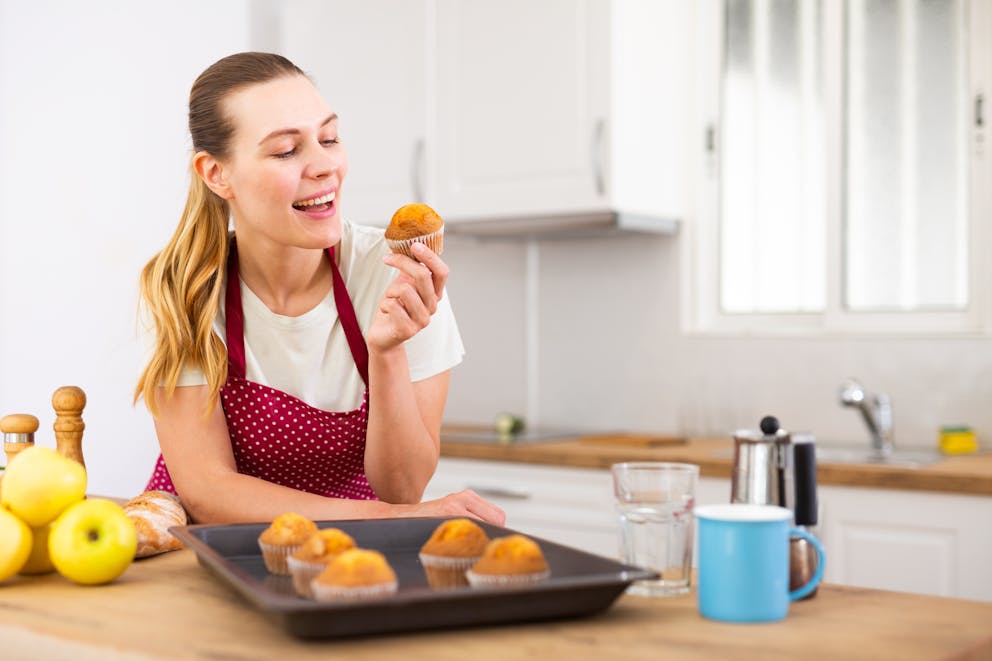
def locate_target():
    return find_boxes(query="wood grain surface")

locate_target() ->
[440,435,992,496]
[1,549,990,660]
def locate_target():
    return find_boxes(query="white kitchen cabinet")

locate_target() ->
[278,0,430,227]
[426,458,728,559]
[816,484,992,602]
[433,0,688,225]
[433,0,610,220]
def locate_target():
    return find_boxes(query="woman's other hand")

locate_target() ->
[368,242,448,354]
[401,489,506,526]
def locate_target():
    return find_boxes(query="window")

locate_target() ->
[687,0,991,334]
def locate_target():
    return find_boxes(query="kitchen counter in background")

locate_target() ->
[439,434,992,496]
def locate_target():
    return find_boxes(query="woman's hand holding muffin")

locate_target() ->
[370,243,448,353]
[367,204,449,354]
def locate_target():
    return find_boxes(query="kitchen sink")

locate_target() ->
[711,445,945,467]
[813,445,944,467]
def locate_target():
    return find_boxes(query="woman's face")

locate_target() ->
[219,74,348,250]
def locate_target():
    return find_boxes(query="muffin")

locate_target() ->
[311,549,399,602]
[419,518,490,589]
[384,203,444,257]
[286,528,357,598]
[257,513,317,575]
[466,534,550,589]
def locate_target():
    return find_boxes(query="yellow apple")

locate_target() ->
[19,522,55,575]
[0,506,32,582]
[1,446,86,526]
[49,498,137,585]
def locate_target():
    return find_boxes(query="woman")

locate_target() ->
[135,52,503,526]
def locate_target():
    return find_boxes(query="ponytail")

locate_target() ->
[134,165,229,416]
[135,52,308,416]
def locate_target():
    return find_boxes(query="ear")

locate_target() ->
[193,151,233,200]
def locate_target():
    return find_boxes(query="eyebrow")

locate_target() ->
[258,113,338,145]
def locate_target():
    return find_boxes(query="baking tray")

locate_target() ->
[170,517,656,639]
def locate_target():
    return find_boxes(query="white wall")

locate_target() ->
[444,230,992,450]
[0,0,249,497]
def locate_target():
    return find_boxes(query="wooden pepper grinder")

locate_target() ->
[1,413,39,466]
[52,385,86,469]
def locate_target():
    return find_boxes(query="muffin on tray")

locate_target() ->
[384,203,444,258]
[466,534,550,589]
[287,528,357,598]
[311,548,399,602]
[257,512,317,575]
[419,518,490,589]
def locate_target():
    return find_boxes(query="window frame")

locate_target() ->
[682,0,992,337]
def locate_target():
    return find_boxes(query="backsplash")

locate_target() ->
[444,233,992,450]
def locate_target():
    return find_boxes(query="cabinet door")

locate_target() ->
[817,485,992,601]
[280,0,429,227]
[434,0,610,220]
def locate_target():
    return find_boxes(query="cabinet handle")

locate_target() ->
[465,484,532,500]
[592,118,606,196]
[411,138,425,202]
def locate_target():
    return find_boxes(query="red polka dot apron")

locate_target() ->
[145,241,378,500]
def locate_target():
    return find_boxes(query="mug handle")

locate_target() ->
[788,527,826,601]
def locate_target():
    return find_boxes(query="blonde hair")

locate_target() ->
[135,53,306,416]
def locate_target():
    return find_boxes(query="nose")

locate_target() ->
[305,140,343,180]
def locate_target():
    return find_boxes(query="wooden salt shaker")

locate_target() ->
[1,413,39,466]
[52,386,86,469]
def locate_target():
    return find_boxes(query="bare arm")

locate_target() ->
[363,243,458,503]
[364,356,448,503]
[152,384,504,525]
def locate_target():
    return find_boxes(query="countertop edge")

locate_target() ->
[439,438,992,497]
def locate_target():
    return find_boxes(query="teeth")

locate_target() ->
[294,191,336,207]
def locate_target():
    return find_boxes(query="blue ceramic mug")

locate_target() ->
[695,504,825,623]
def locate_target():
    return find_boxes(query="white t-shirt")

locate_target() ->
[169,221,465,411]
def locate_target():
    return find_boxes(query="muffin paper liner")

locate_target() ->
[258,541,301,576]
[287,555,329,598]
[310,579,399,602]
[419,552,480,589]
[386,227,444,258]
[465,569,551,589]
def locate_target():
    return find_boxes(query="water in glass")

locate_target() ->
[617,496,694,596]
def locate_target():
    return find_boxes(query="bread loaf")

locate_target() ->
[123,490,188,558]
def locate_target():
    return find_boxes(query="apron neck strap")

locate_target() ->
[328,245,370,387]
[224,239,369,386]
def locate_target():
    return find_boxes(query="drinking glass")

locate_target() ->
[611,462,698,596]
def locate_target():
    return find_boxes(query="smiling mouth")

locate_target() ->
[292,191,336,212]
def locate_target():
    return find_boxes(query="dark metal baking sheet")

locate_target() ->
[170,517,656,639]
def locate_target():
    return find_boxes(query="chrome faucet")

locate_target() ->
[839,379,893,458]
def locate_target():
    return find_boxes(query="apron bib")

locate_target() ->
[146,240,377,500]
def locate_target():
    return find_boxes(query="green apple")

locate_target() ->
[1,446,86,526]
[0,506,32,582]
[49,498,137,585]
[19,522,55,575]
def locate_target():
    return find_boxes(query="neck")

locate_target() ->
[233,234,336,317]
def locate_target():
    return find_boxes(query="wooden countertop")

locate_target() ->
[440,435,992,496]
[3,549,991,660]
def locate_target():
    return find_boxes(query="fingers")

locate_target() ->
[375,245,449,349]
[384,243,449,300]
[451,490,506,526]
[468,499,506,526]
[375,297,420,343]
[385,280,432,328]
